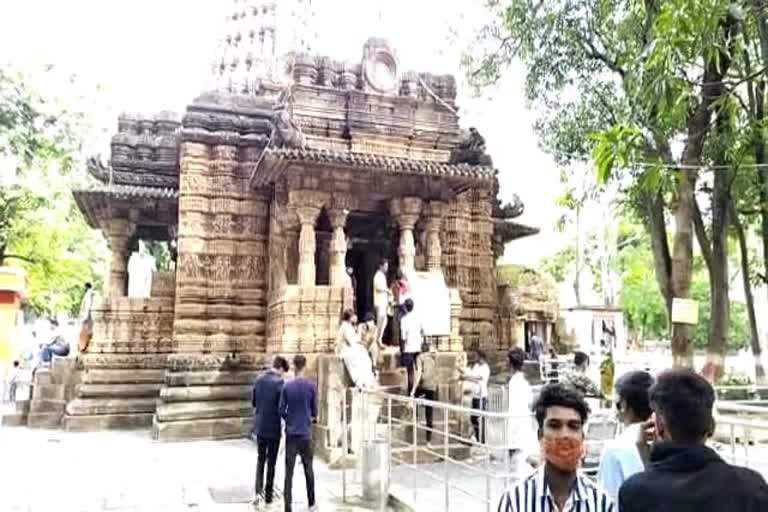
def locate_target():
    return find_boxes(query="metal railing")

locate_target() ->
[337,389,768,511]
[340,386,527,512]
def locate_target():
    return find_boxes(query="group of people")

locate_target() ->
[251,354,318,512]
[497,365,768,512]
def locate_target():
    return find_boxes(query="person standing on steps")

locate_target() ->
[459,349,490,444]
[399,298,424,396]
[372,259,391,347]
[411,338,438,446]
[279,354,318,512]
[252,356,289,509]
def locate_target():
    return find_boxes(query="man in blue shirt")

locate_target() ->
[279,354,318,512]
[597,370,654,500]
[252,355,289,508]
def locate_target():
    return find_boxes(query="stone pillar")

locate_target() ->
[390,197,423,272]
[103,219,135,297]
[425,201,447,273]
[295,206,321,287]
[328,208,349,287]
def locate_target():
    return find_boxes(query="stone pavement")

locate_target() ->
[0,427,392,512]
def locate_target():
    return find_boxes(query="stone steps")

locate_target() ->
[390,443,472,464]
[75,383,162,398]
[64,413,154,432]
[80,369,165,385]
[66,397,156,416]
[159,384,252,403]
[27,412,63,429]
[155,400,252,422]
[152,415,253,442]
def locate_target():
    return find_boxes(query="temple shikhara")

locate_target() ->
[28,0,545,448]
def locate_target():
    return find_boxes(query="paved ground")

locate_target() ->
[0,427,391,512]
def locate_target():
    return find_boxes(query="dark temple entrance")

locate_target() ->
[344,211,391,320]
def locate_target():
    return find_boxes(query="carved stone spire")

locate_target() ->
[210,0,317,94]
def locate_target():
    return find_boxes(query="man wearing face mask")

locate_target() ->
[497,384,615,512]
[619,369,768,512]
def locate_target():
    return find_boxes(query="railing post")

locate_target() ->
[444,405,450,511]
[730,423,736,464]
[342,387,347,503]
[412,397,418,505]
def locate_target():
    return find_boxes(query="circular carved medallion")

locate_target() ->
[363,49,398,94]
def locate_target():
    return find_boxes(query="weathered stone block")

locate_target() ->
[152,415,253,442]
[64,413,154,431]
[80,369,166,384]
[159,384,251,403]
[155,400,252,422]
[66,397,156,416]
[30,399,66,414]
[76,383,162,399]
[27,412,63,429]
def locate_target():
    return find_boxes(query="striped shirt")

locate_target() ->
[497,467,616,512]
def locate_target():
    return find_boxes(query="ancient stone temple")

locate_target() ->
[66,1,538,444]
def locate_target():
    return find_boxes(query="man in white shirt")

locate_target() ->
[507,348,535,476]
[460,350,490,443]
[597,370,654,501]
[399,299,423,395]
[372,259,390,346]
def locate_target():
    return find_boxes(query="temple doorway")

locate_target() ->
[344,210,391,320]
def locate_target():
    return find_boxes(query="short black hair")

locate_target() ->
[342,308,355,322]
[475,349,487,363]
[404,298,414,312]
[574,351,589,367]
[272,356,289,372]
[534,383,590,430]
[85,282,93,289]
[615,371,654,421]
[508,348,525,371]
[379,259,388,269]
[362,311,375,323]
[293,354,307,371]
[650,369,715,443]
[13,360,20,368]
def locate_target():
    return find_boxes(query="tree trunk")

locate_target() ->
[731,203,767,384]
[574,205,583,305]
[670,172,696,368]
[702,162,730,383]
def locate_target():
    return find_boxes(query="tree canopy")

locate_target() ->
[0,67,105,318]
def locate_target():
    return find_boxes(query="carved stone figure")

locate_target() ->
[451,127,493,166]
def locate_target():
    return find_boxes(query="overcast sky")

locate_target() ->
[0,0,565,266]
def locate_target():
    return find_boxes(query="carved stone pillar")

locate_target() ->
[328,208,349,287]
[103,219,135,297]
[425,201,447,273]
[390,197,423,272]
[295,206,321,287]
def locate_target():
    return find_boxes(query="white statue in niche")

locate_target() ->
[127,241,157,298]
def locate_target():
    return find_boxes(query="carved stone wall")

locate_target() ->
[267,285,353,354]
[442,189,497,352]
[173,96,274,353]
[89,297,175,353]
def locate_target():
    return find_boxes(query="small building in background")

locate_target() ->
[559,305,626,359]
[0,267,25,365]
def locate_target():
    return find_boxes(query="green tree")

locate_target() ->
[464,0,743,374]
[0,67,105,317]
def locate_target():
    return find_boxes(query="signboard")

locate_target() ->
[407,271,451,336]
[672,298,699,325]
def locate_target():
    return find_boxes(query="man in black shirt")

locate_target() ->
[619,369,768,512]
[252,356,289,508]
